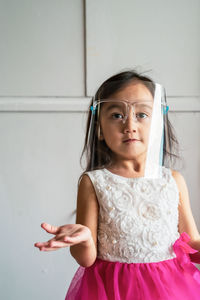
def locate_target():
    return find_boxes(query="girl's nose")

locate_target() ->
[123,111,138,133]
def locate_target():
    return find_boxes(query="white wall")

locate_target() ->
[0,0,200,299]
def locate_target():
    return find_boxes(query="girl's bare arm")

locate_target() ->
[70,174,99,267]
[172,169,200,251]
[34,174,99,267]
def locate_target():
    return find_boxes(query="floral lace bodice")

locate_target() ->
[84,166,180,263]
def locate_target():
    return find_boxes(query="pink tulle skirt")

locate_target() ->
[65,232,200,300]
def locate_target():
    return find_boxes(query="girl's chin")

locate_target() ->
[108,145,147,157]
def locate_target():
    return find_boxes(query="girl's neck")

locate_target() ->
[107,161,146,178]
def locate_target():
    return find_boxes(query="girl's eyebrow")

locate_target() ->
[104,103,124,111]
[136,103,153,109]
[104,102,153,111]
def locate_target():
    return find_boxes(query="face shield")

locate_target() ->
[87,80,169,178]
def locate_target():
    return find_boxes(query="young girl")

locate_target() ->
[34,70,200,299]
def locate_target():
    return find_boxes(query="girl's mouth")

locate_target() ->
[123,139,140,143]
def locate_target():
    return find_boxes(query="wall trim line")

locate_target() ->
[0,97,199,112]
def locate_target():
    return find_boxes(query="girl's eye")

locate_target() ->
[136,113,148,119]
[111,113,124,120]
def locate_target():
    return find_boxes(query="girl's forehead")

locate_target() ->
[107,82,153,102]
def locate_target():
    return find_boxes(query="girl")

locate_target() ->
[34,70,200,299]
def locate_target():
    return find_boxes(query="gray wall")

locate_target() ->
[0,1,200,299]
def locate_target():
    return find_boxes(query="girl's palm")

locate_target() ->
[34,223,91,251]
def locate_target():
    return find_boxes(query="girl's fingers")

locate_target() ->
[37,240,72,251]
[35,224,89,250]
[64,235,85,245]
[35,236,82,249]
[41,223,59,234]
[34,236,57,248]
[49,240,71,247]
[35,237,71,248]
[34,241,50,247]
[39,247,59,252]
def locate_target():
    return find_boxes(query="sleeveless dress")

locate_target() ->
[65,166,200,300]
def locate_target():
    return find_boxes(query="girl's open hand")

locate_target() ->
[34,222,92,251]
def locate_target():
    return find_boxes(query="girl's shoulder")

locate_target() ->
[162,166,182,181]
[169,168,189,205]
[83,168,105,178]
[170,168,184,186]
[170,168,189,194]
[82,168,106,187]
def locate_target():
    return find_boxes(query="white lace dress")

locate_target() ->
[85,166,180,263]
[65,166,200,300]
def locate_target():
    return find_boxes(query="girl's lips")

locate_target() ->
[123,139,140,143]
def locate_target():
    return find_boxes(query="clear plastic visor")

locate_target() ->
[92,99,154,124]
[88,81,169,178]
